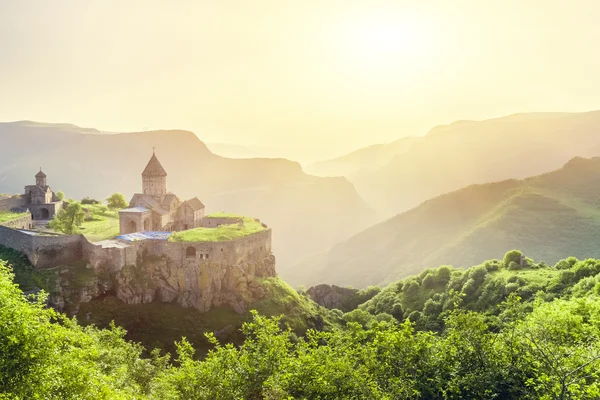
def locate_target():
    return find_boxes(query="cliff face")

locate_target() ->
[49,254,277,315]
[115,254,277,313]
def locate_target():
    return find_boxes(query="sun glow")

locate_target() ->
[333,10,437,77]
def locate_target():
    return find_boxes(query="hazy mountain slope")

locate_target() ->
[351,111,600,215]
[289,156,600,288]
[305,136,422,177]
[0,122,376,268]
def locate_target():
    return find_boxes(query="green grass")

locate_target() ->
[169,214,266,242]
[0,211,28,224]
[77,205,120,242]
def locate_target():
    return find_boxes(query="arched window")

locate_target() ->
[185,247,196,258]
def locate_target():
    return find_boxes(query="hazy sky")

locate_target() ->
[1,0,600,159]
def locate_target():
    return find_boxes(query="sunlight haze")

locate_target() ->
[1,0,600,161]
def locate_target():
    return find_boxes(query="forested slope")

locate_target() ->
[3,249,600,398]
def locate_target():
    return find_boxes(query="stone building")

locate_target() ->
[22,169,63,220]
[119,152,205,234]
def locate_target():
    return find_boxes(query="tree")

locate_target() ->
[55,191,65,201]
[49,202,85,234]
[107,193,128,210]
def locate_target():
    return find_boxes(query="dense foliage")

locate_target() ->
[3,251,600,399]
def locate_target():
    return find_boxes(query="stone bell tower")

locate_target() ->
[35,168,47,187]
[141,150,167,197]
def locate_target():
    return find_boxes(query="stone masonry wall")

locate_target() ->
[201,216,243,228]
[0,213,32,229]
[0,226,86,268]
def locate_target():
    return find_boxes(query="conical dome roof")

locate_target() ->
[142,153,167,177]
[35,169,46,178]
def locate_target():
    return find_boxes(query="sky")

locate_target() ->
[1,0,600,161]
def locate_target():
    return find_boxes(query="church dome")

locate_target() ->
[142,153,167,177]
[35,169,46,178]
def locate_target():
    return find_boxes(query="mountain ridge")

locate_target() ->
[290,156,600,288]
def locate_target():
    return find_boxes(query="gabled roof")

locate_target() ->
[139,195,170,215]
[162,193,180,208]
[182,197,205,211]
[142,153,167,177]
[35,169,46,178]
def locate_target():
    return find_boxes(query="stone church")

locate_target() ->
[119,152,205,234]
[22,169,63,220]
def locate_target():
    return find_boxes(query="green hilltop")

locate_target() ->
[289,156,600,288]
[168,213,266,242]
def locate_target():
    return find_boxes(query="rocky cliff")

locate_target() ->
[115,254,276,313]
[49,254,277,315]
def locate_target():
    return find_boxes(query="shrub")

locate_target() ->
[81,197,100,205]
[507,261,522,271]
[503,250,523,268]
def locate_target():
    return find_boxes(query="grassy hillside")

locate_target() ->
[290,156,600,288]
[349,111,600,215]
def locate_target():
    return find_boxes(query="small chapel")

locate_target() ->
[118,151,205,234]
[23,169,63,220]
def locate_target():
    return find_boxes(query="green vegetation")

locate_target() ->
[49,202,86,234]
[55,190,65,201]
[81,197,101,205]
[4,250,600,398]
[0,261,165,399]
[169,213,266,242]
[107,192,129,210]
[0,211,28,224]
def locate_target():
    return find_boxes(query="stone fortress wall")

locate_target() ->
[0,219,271,274]
[0,225,87,268]
[0,213,32,230]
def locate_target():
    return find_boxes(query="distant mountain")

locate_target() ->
[206,142,345,164]
[348,111,600,215]
[0,121,377,269]
[304,136,423,177]
[289,156,600,288]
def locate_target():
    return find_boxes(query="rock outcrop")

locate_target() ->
[115,254,276,313]
[306,284,358,310]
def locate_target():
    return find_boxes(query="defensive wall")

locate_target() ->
[139,228,272,268]
[0,225,87,268]
[201,216,244,228]
[0,213,32,230]
[0,222,272,274]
